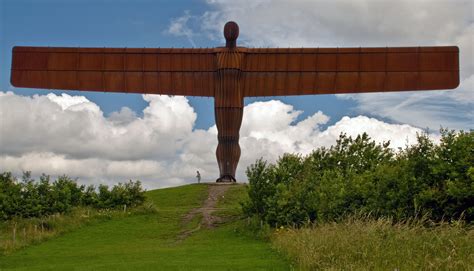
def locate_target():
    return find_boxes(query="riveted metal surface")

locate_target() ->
[10,23,460,182]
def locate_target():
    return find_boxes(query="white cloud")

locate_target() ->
[0,91,434,188]
[108,107,137,125]
[168,0,473,130]
[165,10,197,47]
[46,93,101,113]
[336,81,473,131]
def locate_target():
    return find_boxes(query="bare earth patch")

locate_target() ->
[178,183,232,240]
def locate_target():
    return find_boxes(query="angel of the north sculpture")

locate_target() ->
[10,21,459,182]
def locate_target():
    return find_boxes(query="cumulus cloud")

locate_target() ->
[168,0,473,130]
[108,107,137,125]
[0,91,434,188]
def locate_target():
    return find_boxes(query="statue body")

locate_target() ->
[10,22,460,182]
[215,50,244,182]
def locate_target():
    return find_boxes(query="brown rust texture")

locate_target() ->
[215,50,244,181]
[242,47,459,96]
[11,47,217,96]
[10,30,459,182]
[11,46,459,96]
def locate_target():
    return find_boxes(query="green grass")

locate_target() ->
[272,217,474,270]
[2,182,471,270]
[214,184,249,220]
[0,184,290,270]
[0,205,156,255]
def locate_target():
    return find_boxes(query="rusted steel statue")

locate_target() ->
[10,21,459,182]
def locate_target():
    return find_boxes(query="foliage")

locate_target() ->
[0,173,146,221]
[243,130,474,226]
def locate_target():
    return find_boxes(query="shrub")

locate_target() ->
[0,173,146,221]
[243,130,474,226]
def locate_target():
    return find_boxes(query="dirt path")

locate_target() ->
[178,184,232,240]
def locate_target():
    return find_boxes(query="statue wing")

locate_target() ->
[242,47,459,97]
[11,46,216,97]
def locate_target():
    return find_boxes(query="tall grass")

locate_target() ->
[272,217,474,270]
[0,203,156,255]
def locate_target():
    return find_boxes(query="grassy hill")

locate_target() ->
[2,181,472,270]
[0,184,290,270]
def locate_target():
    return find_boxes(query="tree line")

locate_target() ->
[243,129,473,227]
[0,172,145,221]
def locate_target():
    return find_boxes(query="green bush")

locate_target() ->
[0,173,146,221]
[243,130,474,226]
[96,181,145,209]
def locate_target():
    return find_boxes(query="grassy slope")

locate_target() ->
[0,184,289,270]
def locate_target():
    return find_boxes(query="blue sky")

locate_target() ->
[0,0,472,187]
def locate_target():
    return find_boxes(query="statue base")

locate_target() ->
[216,175,236,183]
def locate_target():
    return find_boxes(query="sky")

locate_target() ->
[0,0,472,188]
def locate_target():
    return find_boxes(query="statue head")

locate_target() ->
[224,21,239,48]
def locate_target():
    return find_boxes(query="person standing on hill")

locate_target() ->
[196,171,201,183]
